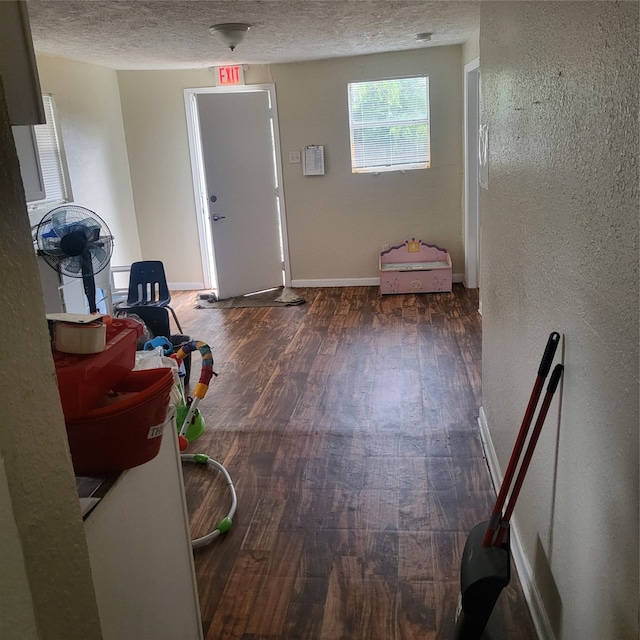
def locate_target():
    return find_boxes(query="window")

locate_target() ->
[28,94,72,207]
[347,76,430,174]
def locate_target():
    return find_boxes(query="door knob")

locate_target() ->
[212,215,226,222]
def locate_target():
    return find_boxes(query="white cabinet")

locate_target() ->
[83,418,203,640]
[36,256,113,314]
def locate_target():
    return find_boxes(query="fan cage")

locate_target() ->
[36,205,114,278]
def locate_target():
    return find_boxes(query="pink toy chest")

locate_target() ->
[379,239,452,295]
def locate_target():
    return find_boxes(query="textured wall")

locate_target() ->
[0,78,103,639]
[118,46,464,286]
[34,55,142,269]
[269,46,464,281]
[480,2,638,638]
[0,457,38,639]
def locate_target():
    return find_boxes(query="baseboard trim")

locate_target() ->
[291,278,379,287]
[478,407,554,640]
[176,273,467,291]
[169,282,205,291]
[291,273,464,288]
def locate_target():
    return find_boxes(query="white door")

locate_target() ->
[195,88,285,299]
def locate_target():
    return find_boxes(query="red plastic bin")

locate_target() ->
[65,367,174,475]
[53,318,143,420]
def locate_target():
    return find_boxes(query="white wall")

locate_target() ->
[270,47,464,283]
[117,68,217,288]
[462,30,479,65]
[34,55,142,269]
[479,3,638,639]
[117,47,464,287]
[0,77,103,640]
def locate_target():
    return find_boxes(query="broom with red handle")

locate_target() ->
[482,332,560,547]
[492,363,564,547]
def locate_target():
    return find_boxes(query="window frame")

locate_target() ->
[347,75,431,175]
[27,93,73,211]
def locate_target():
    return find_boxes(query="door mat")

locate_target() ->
[195,287,305,309]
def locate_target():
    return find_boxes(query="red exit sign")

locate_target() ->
[215,65,244,86]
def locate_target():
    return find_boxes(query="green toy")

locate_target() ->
[173,340,237,549]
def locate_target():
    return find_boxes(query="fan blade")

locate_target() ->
[41,226,61,240]
[42,248,67,259]
[87,242,107,266]
[41,236,62,252]
[79,218,101,242]
[64,255,83,275]
[51,210,68,237]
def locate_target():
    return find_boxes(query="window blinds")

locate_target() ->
[31,94,70,205]
[348,77,430,173]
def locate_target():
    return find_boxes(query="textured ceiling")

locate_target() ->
[26,0,480,70]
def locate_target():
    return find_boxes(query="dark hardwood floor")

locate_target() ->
[170,285,537,640]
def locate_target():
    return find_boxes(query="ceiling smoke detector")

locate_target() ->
[209,23,252,51]
[415,32,433,42]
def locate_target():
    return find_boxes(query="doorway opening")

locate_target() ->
[184,84,291,299]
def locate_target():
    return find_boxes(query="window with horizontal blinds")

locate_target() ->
[348,77,430,174]
[28,94,71,207]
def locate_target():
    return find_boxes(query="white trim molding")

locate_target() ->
[464,57,481,291]
[168,282,205,291]
[478,407,555,640]
[169,274,466,290]
[291,277,379,288]
[292,273,464,289]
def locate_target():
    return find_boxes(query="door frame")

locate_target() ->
[464,58,480,291]
[184,83,291,291]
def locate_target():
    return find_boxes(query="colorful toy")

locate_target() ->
[144,335,173,356]
[173,340,237,549]
[174,340,214,450]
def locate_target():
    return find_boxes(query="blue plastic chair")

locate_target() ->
[117,261,183,334]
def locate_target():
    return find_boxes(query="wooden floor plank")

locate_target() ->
[170,285,538,639]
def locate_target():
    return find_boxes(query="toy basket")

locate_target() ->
[65,367,174,475]
[53,318,143,420]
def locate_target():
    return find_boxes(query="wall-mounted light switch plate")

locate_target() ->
[289,151,301,164]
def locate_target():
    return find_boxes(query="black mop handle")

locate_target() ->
[538,333,561,378]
